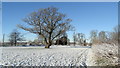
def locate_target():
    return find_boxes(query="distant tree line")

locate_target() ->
[89,25,119,45]
[72,25,119,46]
[7,25,119,46]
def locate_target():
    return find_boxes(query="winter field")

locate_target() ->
[0,44,118,66]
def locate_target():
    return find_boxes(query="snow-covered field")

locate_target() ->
[0,44,118,66]
[0,45,93,66]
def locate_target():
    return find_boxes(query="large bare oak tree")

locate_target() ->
[17,7,72,48]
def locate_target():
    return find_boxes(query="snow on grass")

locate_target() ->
[92,44,118,66]
[0,45,92,66]
[1,44,118,66]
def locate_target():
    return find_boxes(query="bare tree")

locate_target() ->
[17,7,72,48]
[9,30,24,46]
[90,30,98,44]
[75,33,85,45]
[98,31,108,43]
[110,25,120,44]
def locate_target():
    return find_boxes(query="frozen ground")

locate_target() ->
[0,44,118,66]
[92,44,118,66]
[0,45,94,66]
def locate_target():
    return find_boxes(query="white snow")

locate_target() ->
[0,45,93,66]
[91,44,118,66]
[0,44,118,66]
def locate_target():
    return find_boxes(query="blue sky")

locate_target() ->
[1,2,118,42]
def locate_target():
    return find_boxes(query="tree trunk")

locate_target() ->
[45,42,52,48]
[45,44,51,48]
[15,40,17,46]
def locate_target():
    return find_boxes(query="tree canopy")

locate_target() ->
[17,7,72,48]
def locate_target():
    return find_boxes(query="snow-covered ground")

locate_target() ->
[92,44,118,66]
[0,44,118,66]
[0,45,93,66]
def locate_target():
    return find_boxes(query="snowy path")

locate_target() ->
[0,46,93,66]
